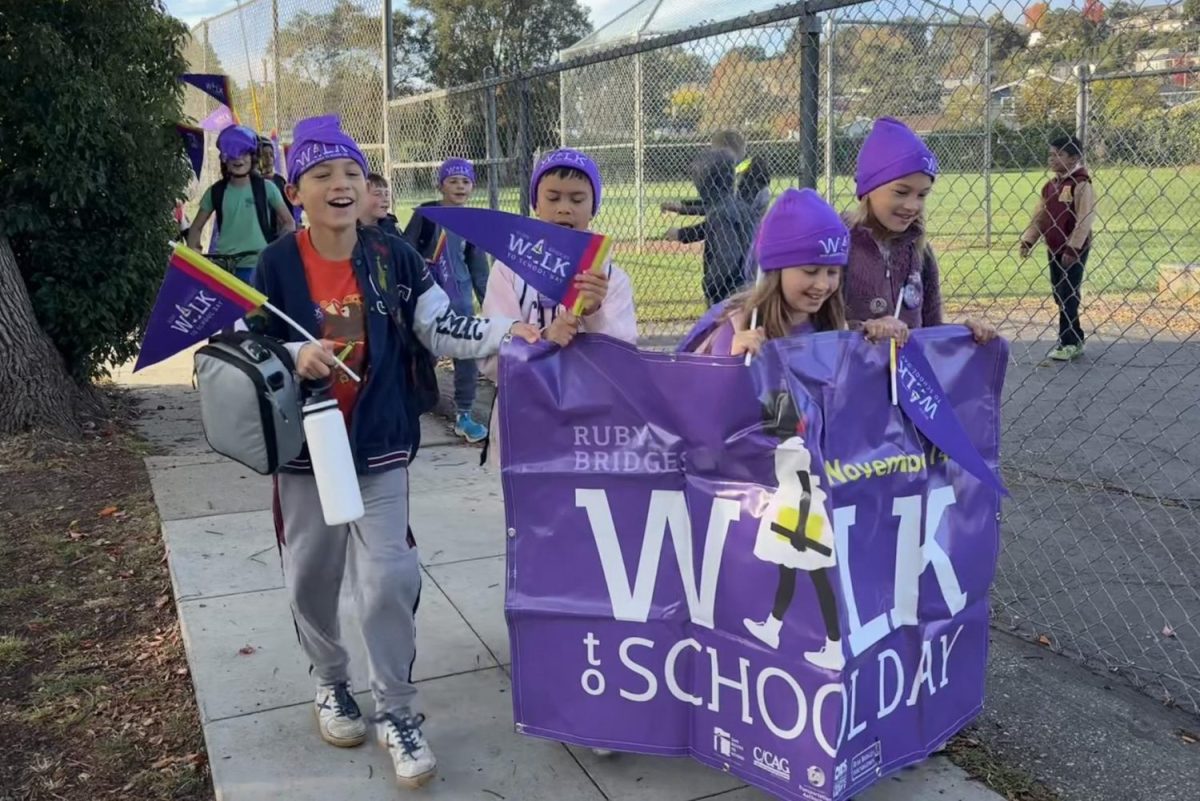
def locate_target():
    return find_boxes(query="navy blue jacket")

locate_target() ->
[249,227,514,474]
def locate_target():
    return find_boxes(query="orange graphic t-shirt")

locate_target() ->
[297,230,368,422]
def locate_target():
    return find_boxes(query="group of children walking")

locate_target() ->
[230,111,1092,791]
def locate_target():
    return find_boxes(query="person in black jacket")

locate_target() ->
[665,149,757,306]
[663,129,772,223]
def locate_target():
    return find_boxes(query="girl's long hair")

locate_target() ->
[726,269,846,340]
[847,195,928,256]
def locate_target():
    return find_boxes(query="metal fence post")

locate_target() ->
[383,0,394,102]
[485,69,501,212]
[381,0,392,186]
[634,46,646,250]
[983,29,993,249]
[823,13,835,202]
[798,12,821,189]
[1075,63,1090,150]
[517,77,534,217]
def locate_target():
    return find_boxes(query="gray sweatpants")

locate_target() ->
[276,468,421,717]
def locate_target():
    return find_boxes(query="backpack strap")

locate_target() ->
[250,175,275,242]
[408,208,437,259]
[211,179,228,234]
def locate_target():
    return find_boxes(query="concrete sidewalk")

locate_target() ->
[116,352,1001,801]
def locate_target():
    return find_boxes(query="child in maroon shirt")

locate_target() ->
[1020,135,1097,361]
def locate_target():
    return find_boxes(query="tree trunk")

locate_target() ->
[0,234,97,436]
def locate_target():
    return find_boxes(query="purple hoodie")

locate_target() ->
[842,219,943,329]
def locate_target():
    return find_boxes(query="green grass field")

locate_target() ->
[394,166,1200,323]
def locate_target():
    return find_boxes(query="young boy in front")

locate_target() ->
[404,158,492,442]
[248,115,537,789]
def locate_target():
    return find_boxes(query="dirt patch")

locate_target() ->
[946,733,1061,801]
[0,387,210,801]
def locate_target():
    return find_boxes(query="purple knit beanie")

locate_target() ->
[438,158,475,186]
[287,115,369,183]
[854,117,939,199]
[755,188,849,270]
[530,148,603,215]
[216,125,258,160]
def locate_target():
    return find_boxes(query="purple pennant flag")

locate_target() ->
[415,206,612,312]
[200,105,235,132]
[896,330,1009,495]
[498,330,1006,801]
[134,249,264,372]
[175,124,205,178]
[180,73,235,111]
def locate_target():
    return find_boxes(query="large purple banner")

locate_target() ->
[500,328,1007,801]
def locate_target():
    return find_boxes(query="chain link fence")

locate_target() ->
[182,0,389,204]
[188,0,1200,715]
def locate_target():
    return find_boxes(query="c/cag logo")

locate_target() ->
[752,747,790,781]
[807,765,826,788]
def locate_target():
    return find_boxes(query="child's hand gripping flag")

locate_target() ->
[415,206,612,315]
[134,245,360,381]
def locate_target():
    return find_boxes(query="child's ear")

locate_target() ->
[285,183,301,206]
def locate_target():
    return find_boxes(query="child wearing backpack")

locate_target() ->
[842,117,995,346]
[187,125,295,282]
[404,158,492,442]
[248,115,538,790]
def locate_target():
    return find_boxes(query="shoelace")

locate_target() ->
[326,683,361,720]
[377,712,427,756]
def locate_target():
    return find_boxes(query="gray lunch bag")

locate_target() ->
[194,331,304,474]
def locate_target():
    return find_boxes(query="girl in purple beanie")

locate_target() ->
[845,118,995,345]
[683,187,847,356]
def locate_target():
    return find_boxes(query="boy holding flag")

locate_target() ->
[248,115,538,789]
[479,148,639,468]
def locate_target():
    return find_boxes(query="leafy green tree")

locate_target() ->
[0,0,190,434]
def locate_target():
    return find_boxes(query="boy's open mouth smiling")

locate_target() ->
[329,197,355,208]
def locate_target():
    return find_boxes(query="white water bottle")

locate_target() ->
[301,385,364,526]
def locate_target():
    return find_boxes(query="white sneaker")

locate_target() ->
[804,638,846,671]
[314,683,367,747]
[744,615,783,649]
[379,712,438,789]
